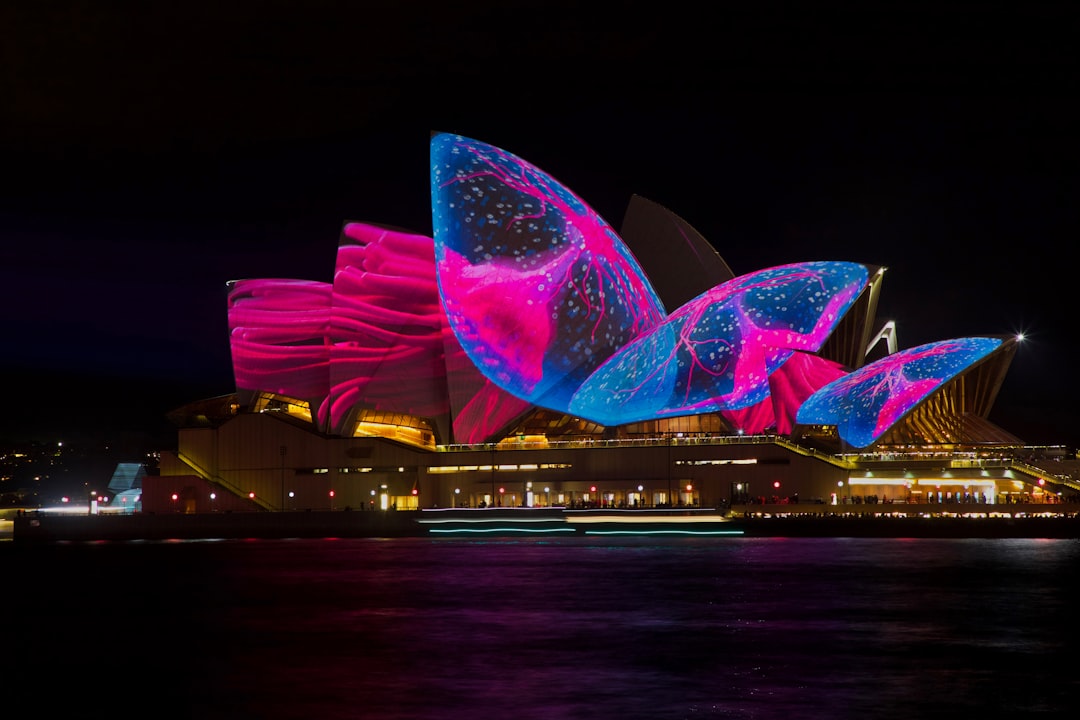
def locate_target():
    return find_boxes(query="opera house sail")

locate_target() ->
[154,132,1067,516]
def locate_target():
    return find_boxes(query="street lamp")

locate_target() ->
[490,444,497,505]
[667,435,673,506]
[279,446,287,512]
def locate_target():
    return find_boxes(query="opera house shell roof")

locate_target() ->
[213,132,1022,453]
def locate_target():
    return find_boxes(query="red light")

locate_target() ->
[773,481,781,489]
[171,493,178,501]
[329,490,335,497]
[498,487,505,494]
[411,488,418,495]
[248,492,255,499]
[590,486,597,493]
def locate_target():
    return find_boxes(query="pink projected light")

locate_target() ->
[326,224,449,432]
[431,133,871,429]
[431,133,667,412]
[569,261,867,426]
[226,132,1012,448]
[721,351,850,435]
[796,337,1003,447]
[228,278,332,408]
[326,223,529,441]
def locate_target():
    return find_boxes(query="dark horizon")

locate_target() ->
[2,3,1076,450]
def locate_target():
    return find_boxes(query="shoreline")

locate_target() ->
[9,507,1080,542]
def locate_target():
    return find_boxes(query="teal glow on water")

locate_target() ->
[4,537,1078,719]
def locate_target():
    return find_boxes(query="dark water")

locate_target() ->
[3,537,1079,719]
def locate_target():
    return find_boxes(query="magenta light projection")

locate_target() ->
[227,278,332,408]
[326,223,450,432]
[720,350,850,436]
[227,132,1008,447]
[430,132,667,412]
[796,336,1003,448]
[326,223,529,441]
[568,261,868,426]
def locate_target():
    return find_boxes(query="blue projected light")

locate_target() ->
[797,337,1003,448]
[569,261,868,425]
[431,133,870,428]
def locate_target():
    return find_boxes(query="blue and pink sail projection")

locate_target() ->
[567,261,867,426]
[227,132,1006,449]
[430,133,868,429]
[430,132,668,412]
[796,337,1003,447]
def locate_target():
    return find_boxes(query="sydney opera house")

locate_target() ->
[151,132,1080,517]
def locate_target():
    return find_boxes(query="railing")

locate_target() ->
[1003,459,1080,494]
[438,434,781,453]
[729,501,1080,518]
[175,451,275,511]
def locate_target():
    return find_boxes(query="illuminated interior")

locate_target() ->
[352,410,437,449]
[252,393,313,424]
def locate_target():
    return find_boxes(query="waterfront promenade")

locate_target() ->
[8,504,1080,542]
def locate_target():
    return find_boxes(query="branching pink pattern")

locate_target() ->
[797,337,1003,447]
[431,133,666,410]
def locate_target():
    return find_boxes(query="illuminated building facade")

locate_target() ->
[153,133,1080,514]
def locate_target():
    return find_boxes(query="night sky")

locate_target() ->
[2,3,1076,449]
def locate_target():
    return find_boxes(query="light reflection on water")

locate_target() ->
[4,537,1079,719]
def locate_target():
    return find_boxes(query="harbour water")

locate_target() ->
[2,536,1078,719]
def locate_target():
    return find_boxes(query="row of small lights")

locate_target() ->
[168,482,699,505]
